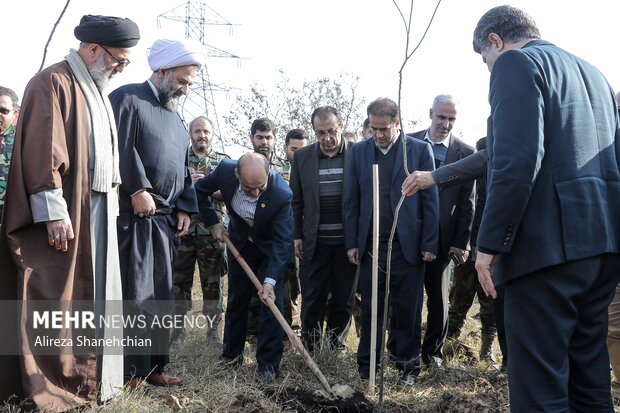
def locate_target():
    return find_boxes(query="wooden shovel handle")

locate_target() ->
[223,235,334,396]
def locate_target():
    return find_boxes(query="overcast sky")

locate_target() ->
[3,0,618,146]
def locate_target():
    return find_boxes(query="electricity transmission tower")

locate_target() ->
[157,1,240,148]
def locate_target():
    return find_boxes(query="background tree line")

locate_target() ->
[222,70,366,158]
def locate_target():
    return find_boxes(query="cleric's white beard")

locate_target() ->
[89,53,112,92]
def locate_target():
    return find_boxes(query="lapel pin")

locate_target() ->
[261,203,266,208]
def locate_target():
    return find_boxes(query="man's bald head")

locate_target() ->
[235,153,269,198]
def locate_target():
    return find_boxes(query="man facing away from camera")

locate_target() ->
[472,5,620,412]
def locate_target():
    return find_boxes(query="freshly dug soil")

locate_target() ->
[266,386,374,412]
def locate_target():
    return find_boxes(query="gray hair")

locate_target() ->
[432,94,458,110]
[473,5,540,54]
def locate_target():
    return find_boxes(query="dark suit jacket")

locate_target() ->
[409,130,475,257]
[344,134,439,266]
[433,149,487,187]
[195,159,294,284]
[289,140,352,261]
[478,39,620,284]
[429,139,489,250]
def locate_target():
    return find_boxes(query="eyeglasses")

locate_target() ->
[315,129,339,139]
[0,107,12,115]
[101,46,130,67]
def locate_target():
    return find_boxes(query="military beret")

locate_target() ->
[74,15,140,48]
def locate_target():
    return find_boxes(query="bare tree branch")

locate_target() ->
[376,2,444,411]
[406,0,443,60]
[391,0,408,32]
[394,0,443,176]
[38,0,71,73]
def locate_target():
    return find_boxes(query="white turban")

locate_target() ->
[147,38,206,71]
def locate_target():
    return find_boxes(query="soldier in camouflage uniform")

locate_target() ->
[0,86,19,224]
[173,116,229,345]
[245,119,298,341]
[447,137,496,362]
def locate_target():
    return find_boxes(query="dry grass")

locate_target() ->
[2,269,618,412]
[88,310,509,413]
[106,289,512,413]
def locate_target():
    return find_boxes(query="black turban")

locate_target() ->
[74,15,140,48]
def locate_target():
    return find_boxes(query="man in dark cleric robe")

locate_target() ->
[109,38,202,388]
[0,15,139,411]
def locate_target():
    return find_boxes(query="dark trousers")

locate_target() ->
[505,254,620,413]
[299,243,357,351]
[246,259,297,336]
[494,285,507,367]
[421,258,450,363]
[357,242,425,376]
[222,242,283,373]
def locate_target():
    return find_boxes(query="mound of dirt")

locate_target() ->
[267,387,374,413]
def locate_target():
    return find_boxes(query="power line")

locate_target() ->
[157,1,242,152]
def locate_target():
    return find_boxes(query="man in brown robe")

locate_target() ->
[0,15,139,412]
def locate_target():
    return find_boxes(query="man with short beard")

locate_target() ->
[246,118,293,342]
[109,38,202,388]
[0,14,139,410]
[250,118,290,179]
[173,116,230,346]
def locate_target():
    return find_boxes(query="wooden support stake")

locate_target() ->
[369,164,379,392]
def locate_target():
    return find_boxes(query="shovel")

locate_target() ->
[223,235,353,399]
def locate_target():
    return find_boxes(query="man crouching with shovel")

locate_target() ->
[195,152,293,382]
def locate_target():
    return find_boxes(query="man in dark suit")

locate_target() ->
[195,152,294,382]
[473,6,620,411]
[402,138,508,368]
[345,97,439,385]
[408,95,475,367]
[402,150,486,194]
[608,92,620,407]
[289,106,357,353]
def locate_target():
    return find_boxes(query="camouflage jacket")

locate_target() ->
[270,154,291,181]
[188,147,230,236]
[0,125,15,212]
